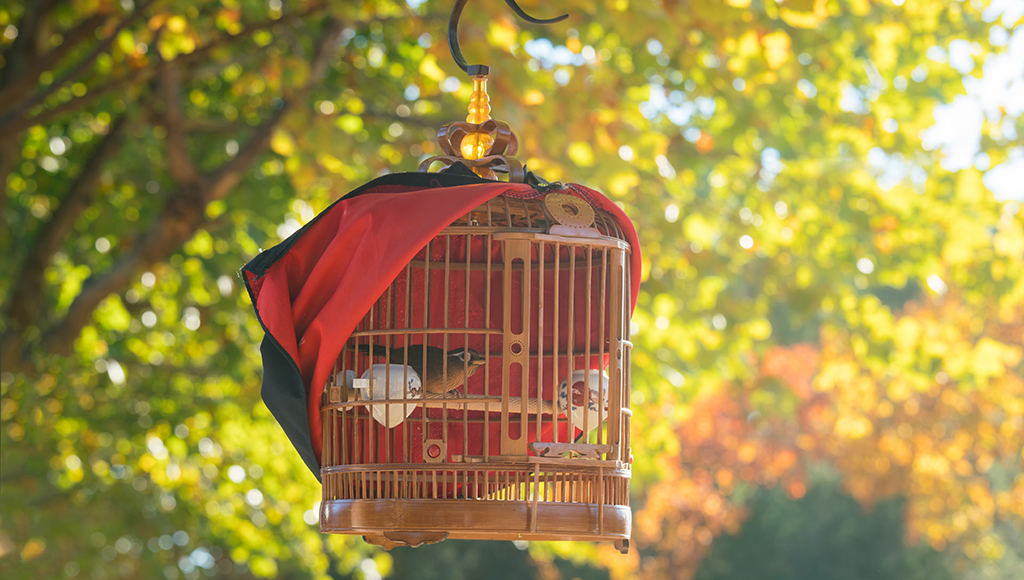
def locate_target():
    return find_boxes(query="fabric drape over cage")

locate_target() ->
[242,167,642,478]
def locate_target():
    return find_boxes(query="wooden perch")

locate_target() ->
[328,389,556,415]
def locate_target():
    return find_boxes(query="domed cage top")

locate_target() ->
[319,189,634,550]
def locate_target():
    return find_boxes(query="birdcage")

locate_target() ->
[318,187,634,550]
[241,0,640,554]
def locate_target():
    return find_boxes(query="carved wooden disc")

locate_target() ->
[545,193,596,228]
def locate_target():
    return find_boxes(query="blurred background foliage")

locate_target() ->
[2,0,1023,578]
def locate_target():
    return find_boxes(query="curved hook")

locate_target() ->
[449,0,569,76]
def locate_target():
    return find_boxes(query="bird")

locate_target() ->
[357,344,486,396]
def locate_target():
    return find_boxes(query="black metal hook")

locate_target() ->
[448,0,568,76]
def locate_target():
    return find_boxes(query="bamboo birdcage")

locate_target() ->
[318,187,634,551]
[313,0,636,552]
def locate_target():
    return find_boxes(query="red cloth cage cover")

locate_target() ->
[242,169,641,479]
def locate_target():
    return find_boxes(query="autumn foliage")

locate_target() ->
[3,0,1023,579]
[633,294,1024,579]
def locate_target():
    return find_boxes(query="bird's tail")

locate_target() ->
[356,344,391,358]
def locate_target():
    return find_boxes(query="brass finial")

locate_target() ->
[460,76,494,161]
[419,73,519,180]
[418,0,568,182]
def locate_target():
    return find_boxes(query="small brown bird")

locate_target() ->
[357,344,486,395]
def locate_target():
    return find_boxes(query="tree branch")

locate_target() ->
[4,116,128,328]
[206,17,344,201]
[205,109,285,202]
[0,0,155,130]
[34,18,346,359]
[0,117,127,368]
[0,13,107,115]
[173,4,327,68]
[0,5,328,145]
[158,62,203,185]
[39,242,150,357]
[0,66,157,142]
[182,118,243,133]
[0,0,57,90]
[0,2,59,223]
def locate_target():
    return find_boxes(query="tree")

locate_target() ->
[2,0,1021,578]
[692,478,953,580]
[1,1,395,578]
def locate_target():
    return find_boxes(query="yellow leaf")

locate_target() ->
[250,555,279,577]
[796,265,813,288]
[488,20,518,49]
[942,220,986,265]
[745,318,773,340]
[117,30,135,55]
[762,30,791,69]
[847,0,871,16]
[698,327,723,349]
[872,23,906,71]
[19,538,45,561]
[96,296,131,332]
[834,413,873,439]
[607,172,639,197]
[956,168,984,203]
[166,15,188,34]
[994,223,1024,258]
[696,276,727,309]
[523,90,544,105]
[684,214,717,247]
[779,0,830,29]
[567,142,595,167]
[345,96,365,114]
[336,115,363,134]
[419,55,445,82]
[270,130,295,157]
[815,359,858,392]
[972,338,1022,381]
[914,451,950,477]
[736,30,760,64]
[893,318,921,352]
[738,442,758,463]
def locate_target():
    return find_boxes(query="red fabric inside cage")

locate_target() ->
[349,235,622,464]
[244,176,640,471]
